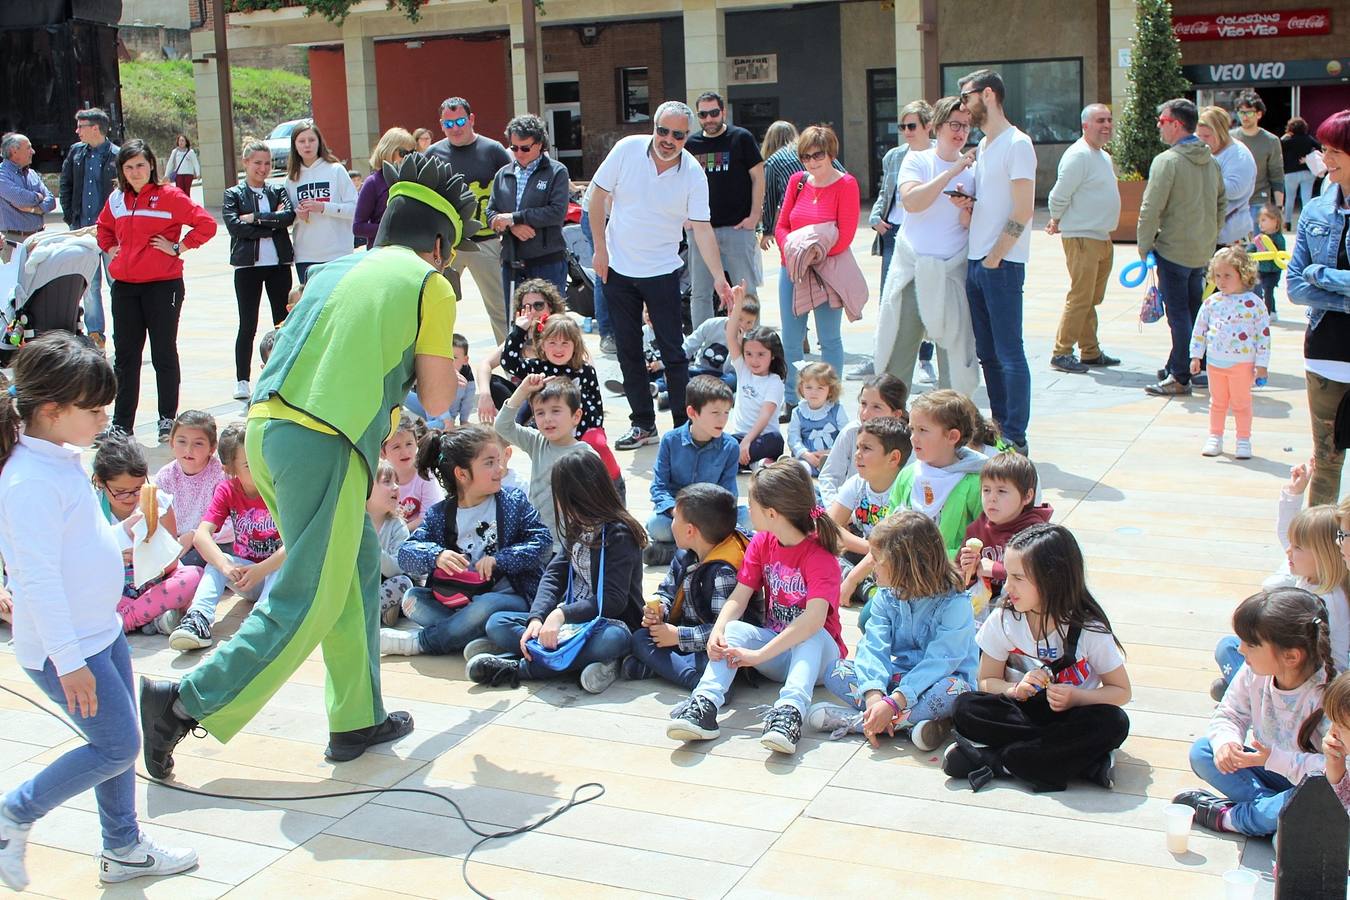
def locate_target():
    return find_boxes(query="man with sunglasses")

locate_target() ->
[1139,98,1226,398]
[588,100,733,450]
[487,114,571,315]
[684,91,765,328]
[429,96,512,342]
[1230,91,1284,234]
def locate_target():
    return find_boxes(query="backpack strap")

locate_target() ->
[1046,624,1083,679]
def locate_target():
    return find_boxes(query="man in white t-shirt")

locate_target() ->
[958,69,1036,455]
[589,101,733,450]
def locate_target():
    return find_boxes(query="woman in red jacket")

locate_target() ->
[97,140,217,441]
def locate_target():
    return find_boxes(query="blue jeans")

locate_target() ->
[502,258,568,328]
[4,634,139,849]
[692,621,839,715]
[966,259,1031,447]
[484,610,632,680]
[1284,171,1316,222]
[1154,253,1205,384]
[406,586,529,656]
[1188,736,1293,836]
[581,210,610,338]
[778,266,844,396]
[295,262,317,284]
[82,252,111,336]
[1214,635,1244,689]
[629,627,708,690]
[823,658,970,723]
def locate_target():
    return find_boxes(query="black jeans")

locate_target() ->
[1154,253,1205,384]
[233,265,292,381]
[1257,270,1280,314]
[605,268,689,431]
[111,278,184,431]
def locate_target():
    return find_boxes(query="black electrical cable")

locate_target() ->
[0,681,604,899]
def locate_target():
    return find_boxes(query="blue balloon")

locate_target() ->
[1119,252,1156,288]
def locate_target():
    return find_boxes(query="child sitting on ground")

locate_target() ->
[645,375,741,568]
[945,524,1131,793]
[810,510,977,751]
[92,435,203,635]
[469,452,646,695]
[667,460,846,756]
[726,288,787,471]
[382,411,444,532]
[818,374,909,505]
[495,374,601,548]
[684,295,759,388]
[959,452,1053,619]
[369,460,413,626]
[1189,246,1270,460]
[154,410,232,568]
[789,362,848,477]
[1319,671,1350,812]
[890,389,985,558]
[380,426,551,659]
[624,484,756,690]
[169,423,286,652]
[405,333,475,429]
[828,416,912,608]
[1174,587,1331,836]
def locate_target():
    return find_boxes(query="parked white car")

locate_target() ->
[265,119,307,172]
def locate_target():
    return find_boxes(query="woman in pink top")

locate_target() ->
[774,124,860,399]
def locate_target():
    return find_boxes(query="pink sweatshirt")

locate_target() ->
[154,456,234,544]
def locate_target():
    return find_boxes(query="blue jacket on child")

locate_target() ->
[650,423,739,516]
[398,487,551,601]
[854,587,979,709]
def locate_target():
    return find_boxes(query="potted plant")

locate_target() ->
[1110,0,1191,242]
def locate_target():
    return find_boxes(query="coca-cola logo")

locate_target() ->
[1287,14,1328,29]
[1174,20,1211,34]
[1173,8,1332,40]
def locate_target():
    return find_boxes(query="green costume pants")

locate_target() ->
[177,418,384,742]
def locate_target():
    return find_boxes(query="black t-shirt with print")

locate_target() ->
[686,125,763,227]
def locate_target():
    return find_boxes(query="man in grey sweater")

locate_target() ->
[1046,104,1122,373]
[1231,91,1284,234]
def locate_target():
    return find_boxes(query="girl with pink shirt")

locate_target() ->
[773,124,860,397]
[154,410,232,564]
[381,411,444,532]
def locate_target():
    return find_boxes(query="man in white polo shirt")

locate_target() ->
[589,101,733,449]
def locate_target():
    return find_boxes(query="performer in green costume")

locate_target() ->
[140,155,480,775]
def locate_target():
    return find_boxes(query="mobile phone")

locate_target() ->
[943,189,975,201]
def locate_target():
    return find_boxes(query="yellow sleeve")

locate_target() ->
[415,271,456,358]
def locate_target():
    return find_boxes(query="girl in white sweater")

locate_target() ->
[283,120,357,283]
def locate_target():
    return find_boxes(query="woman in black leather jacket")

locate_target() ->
[223,140,296,400]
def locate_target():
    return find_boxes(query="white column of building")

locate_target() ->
[507,0,544,116]
[683,0,727,107]
[1109,0,1138,115]
[893,0,924,111]
[189,30,229,202]
[343,17,380,173]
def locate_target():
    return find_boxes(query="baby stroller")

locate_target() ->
[561,223,596,321]
[0,228,98,365]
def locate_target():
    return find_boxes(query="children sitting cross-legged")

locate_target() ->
[469,452,647,695]
[818,373,910,505]
[810,510,977,751]
[726,287,788,471]
[644,375,741,568]
[369,460,414,627]
[154,410,232,569]
[379,426,551,658]
[623,484,756,690]
[494,374,602,549]
[944,523,1131,793]
[789,362,848,477]
[169,423,286,652]
[829,416,912,608]
[1174,587,1332,836]
[667,460,847,755]
[958,452,1053,619]
[890,388,985,558]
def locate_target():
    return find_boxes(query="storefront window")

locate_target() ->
[941,58,1083,144]
[618,67,650,123]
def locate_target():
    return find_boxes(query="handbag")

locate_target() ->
[427,497,499,608]
[524,527,606,672]
[1138,270,1163,326]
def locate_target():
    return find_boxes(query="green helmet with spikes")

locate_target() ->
[374,151,483,255]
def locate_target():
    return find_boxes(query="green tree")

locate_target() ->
[1112,0,1191,178]
[229,0,543,24]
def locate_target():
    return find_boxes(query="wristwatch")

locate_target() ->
[172,242,181,256]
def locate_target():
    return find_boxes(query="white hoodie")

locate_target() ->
[285,160,358,264]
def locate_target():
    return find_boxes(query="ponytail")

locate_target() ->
[748,460,842,555]
[0,373,19,474]
[0,333,116,475]
[811,504,844,557]
[1298,597,1337,752]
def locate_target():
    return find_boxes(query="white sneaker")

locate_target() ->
[579,659,619,694]
[233,380,251,401]
[1201,435,1223,457]
[152,608,182,636]
[917,359,938,385]
[910,718,951,752]
[97,834,197,883]
[1235,439,1252,459]
[0,812,32,891]
[461,637,498,662]
[805,702,864,738]
[379,627,421,656]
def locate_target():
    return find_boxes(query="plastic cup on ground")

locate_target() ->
[1222,868,1258,900]
[1164,803,1194,853]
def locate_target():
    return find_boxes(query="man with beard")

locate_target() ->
[958,68,1036,456]
[589,101,733,450]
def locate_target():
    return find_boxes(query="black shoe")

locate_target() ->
[666,694,720,741]
[139,677,197,780]
[1050,353,1087,373]
[94,424,131,447]
[1172,789,1233,832]
[620,655,654,681]
[657,391,669,411]
[325,711,414,762]
[168,609,213,652]
[157,418,174,443]
[1080,352,1121,367]
[943,732,1003,791]
[779,402,796,425]
[467,653,522,688]
[642,541,677,567]
[614,426,658,450]
[1083,750,1115,789]
[760,704,803,754]
[603,378,626,396]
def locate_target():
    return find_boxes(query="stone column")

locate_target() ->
[1108,0,1138,115]
[344,18,380,174]
[189,29,229,204]
[508,0,544,115]
[683,0,726,107]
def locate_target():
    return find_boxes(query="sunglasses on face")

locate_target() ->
[655,125,688,140]
[899,122,923,132]
[697,108,722,119]
[799,150,828,163]
[1157,115,1178,126]
[441,116,469,128]
[960,89,980,105]
[1237,109,1258,117]
[510,143,538,154]
[520,299,549,312]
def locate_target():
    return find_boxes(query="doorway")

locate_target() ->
[867,68,898,198]
[544,72,583,178]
